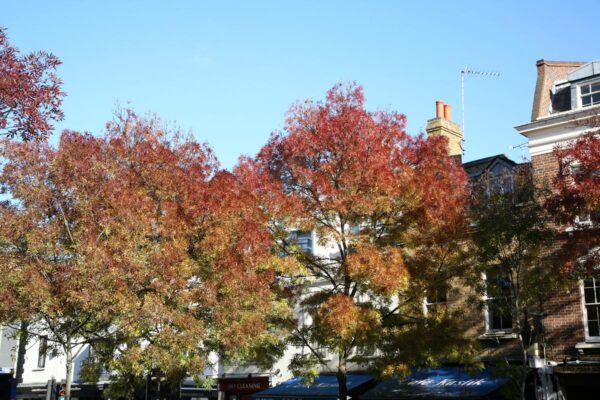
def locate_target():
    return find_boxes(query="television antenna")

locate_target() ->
[509,141,529,162]
[460,67,500,138]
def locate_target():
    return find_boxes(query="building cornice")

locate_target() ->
[516,106,600,137]
[515,106,600,156]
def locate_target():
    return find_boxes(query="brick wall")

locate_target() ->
[451,279,523,361]
[531,152,559,189]
[531,60,584,121]
[543,285,585,360]
[532,152,588,360]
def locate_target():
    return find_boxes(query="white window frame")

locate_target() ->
[422,289,448,318]
[563,161,598,229]
[578,80,600,109]
[580,278,600,342]
[482,271,513,334]
[37,336,47,369]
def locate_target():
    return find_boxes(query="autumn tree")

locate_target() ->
[245,83,476,400]
[0,26,65,385]
[0,27,64,141]
[0,110,293,399]
[546,126,600,273]
[0,135,124,399]
[470,165,558,400]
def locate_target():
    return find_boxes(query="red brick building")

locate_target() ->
[516,59,600,399]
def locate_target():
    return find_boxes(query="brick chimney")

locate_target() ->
[426,100,464,157]
[530,60,585,121]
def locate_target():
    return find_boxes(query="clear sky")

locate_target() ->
[3,0,599,170]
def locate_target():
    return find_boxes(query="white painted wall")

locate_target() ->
[0,326,17,371]
[19,336,87,384]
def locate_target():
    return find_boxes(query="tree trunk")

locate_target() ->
[514,297,528,400]
[516,313,528,400]
[337,354,347,400]
[15,321,29,384]
[520,363,528,400]
[65,338,73,400]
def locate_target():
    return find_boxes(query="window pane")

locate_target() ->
[583,95,592,106]
[492,313,501,329]
[501,313,512,330]
[290,231,312,253]
[582,85,590,94]
[488,299,511,330]
[592,93,600,105]
[587,305,599,322]
[489,301,500,329]
[37,337,47,369]
[428,288,447,304]
[592,83,600,93]
[590,321,600,337]
[586,287,596,303]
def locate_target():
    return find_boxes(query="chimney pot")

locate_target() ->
[436,100,445,118]
[444,104,452,121]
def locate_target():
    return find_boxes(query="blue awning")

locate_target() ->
[252,374,374,400]
[359,367,506,399]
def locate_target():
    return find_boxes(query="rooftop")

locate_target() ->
[462,154,517,178]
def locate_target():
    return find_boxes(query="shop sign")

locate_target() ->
[218,377,269,394]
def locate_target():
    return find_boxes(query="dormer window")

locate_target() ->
[581,82,600,108]
[551,82,571,113]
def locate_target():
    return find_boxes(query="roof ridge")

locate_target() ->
[536,59,586,67]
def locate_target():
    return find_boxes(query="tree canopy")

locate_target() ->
[244,83,476,400]
[0,27,64,141]
[0,110,292,398]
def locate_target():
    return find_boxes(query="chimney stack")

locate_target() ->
[426,100,463,158]
[444,104,452,120]
[436,100,445,118]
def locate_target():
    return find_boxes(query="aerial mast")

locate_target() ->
[460,66,500,140]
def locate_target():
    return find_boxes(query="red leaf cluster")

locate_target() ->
[547,130,600,273]
[316,293,380,343]
[0,27,64,141]
[0,110,290,376]
[550,132,600,221]
[244,83,471,382]
[348,244,407,295]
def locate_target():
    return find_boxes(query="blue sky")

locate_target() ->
[3,1,599,170]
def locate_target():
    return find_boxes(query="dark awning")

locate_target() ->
[359,367,506,399]
[252,374,374,400]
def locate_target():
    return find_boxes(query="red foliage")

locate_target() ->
[348,244,407,295]
[550,133,600,221]
[547,131,600,273]
[245,83,471,390]
[0,27,64,141]
[316,293,380,343]
[0,110,289,378]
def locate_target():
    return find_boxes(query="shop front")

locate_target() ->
[218,376,270,400]
[357,367,506,400]
[251,374,374,400]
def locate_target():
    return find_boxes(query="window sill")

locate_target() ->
[575,341,600,349]
[478,332,517,340]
